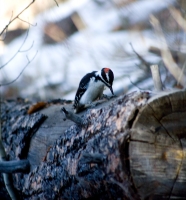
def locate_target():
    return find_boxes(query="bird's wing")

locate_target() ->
[73,71,96,108]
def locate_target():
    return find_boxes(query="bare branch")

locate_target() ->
[0,25,37,86]
[0,51,38,86]
[0,129,18,200]
[0,12,14,40]
[19,41,34,52]
[150,65,163,91]
[150,15,186,87]
[2,173,18,200]
[178,60,186,85]
[9,11,14,22]
[0,27,31,70]
[128,76,145,90]
[18,17,37,27]
[54,0,59,7]
[0,0,35,38]
[0,159,30,173]
[130,42,150,70]
[61,107,84,126]
[0,28,8,41]
[169,6,186,32]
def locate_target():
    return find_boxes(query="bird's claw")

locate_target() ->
[101,94,117,100]
[90,102,98,108]
[110,94,117,99]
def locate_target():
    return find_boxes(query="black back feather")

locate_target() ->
[74,71,97,108]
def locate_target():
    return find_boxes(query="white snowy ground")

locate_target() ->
[0,0,176,100]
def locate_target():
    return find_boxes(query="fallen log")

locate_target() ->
[0,90,186,199]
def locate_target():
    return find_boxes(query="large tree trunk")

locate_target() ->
[1,90,186,199]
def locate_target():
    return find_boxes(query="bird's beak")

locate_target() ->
[110,86,114,95]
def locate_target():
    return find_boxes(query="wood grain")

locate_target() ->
[129,90,186,199]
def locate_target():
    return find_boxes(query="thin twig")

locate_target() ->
[0,0,35,38]
[130,42,150,70]
[18,17,37,27]
[19,41,34,52]
[128,76,146,90]
[9,11,14,23]
[0,12,14,40]
[150,15,186,87]
[1,51,38,86]
[54,0,59,7]
[0,27,32,70]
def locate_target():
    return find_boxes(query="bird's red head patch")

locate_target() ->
[104,68,110,73]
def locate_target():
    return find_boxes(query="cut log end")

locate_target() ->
[129,89,186,199]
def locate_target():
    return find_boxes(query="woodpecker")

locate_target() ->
[73,68,114,113]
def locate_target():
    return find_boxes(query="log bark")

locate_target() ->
[0,90,186,199]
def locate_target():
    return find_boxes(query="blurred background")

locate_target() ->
[0,0,186,101]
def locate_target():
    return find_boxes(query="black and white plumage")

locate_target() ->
[73,68,114,113]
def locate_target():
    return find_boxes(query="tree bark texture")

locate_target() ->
[0,90,186,200]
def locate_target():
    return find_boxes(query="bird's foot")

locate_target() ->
[89,102,98,108]
[101,94,117,100]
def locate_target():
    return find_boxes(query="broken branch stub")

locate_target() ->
[61,107,84,126]
[0,159,30,173]
[150,64,163,91]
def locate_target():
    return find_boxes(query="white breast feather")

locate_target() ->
[79,78,104,106]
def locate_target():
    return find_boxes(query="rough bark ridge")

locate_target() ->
[0,98,71,198]
[1,100,46,160]
[0,91,150,199]
[1,99,47,197]
[1,90,186,199]
[22,91,149,199]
